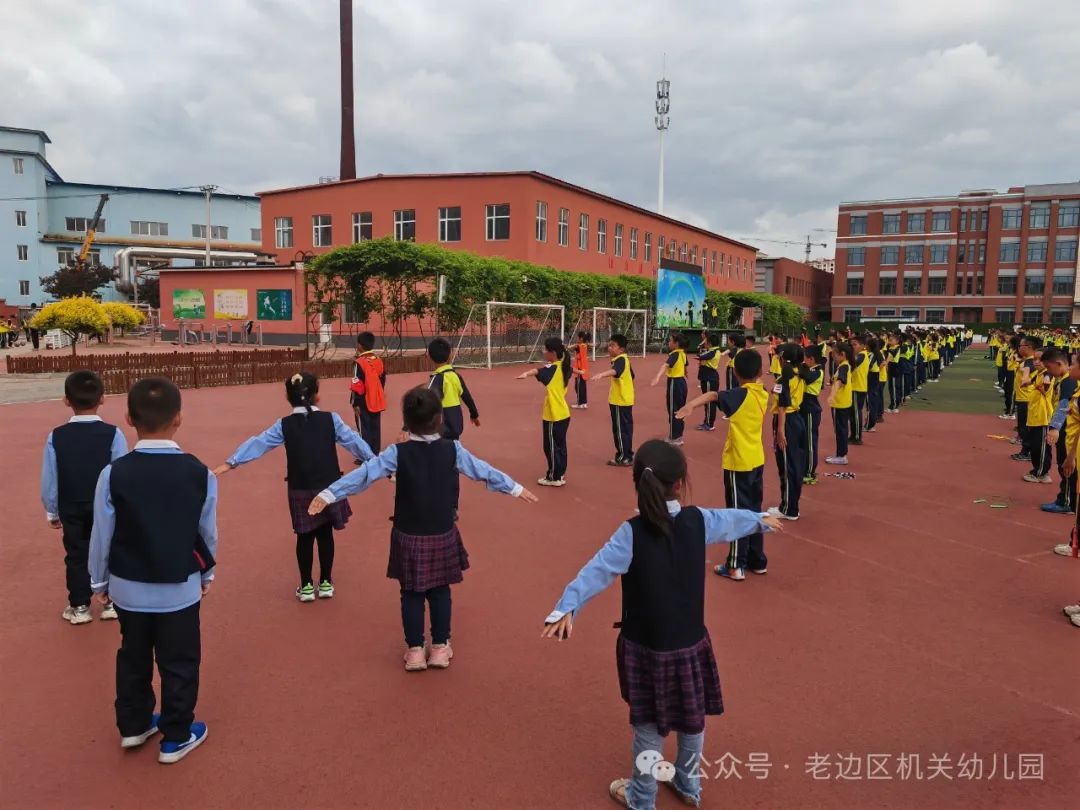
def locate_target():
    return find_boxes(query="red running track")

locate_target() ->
[2,364,1078,809]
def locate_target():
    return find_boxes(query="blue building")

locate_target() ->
[1,125,264,307]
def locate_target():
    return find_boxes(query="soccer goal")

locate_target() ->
[452,301,566,368]
[567,307,648,361]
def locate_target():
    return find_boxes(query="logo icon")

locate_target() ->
[635,750,675,782]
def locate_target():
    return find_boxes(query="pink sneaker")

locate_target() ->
[403,646,427,671]
[427,642,453,669]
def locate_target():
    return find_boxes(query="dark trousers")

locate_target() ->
[1030,425,1052,476]
[725,366,736,391]
[355,403,382,454]
[723,466,765,570]
[930,359,941,380]
[916,361,926,386]
[574,376,588,406]
[115,603,201,743]
[666,377,688,440]
[888,370,901,410]
[609,404,634,462]
[997,365,1007,388]
[59,508,93,607]
[296,525,334,585]
[1016,401,1030,454]
[400,585,451,647]
[442,408,465,509]
[30,328,40,350]
[1003,373,1015,415]
[773,414,806,517]
[833,407,850,457]
[699,370,720,427]
[904,369,915,399]
[867,380,884,428]
[803,408,821,478]
[850,392,865,443]
[543,418,570,481]
[1055,433,1077,509]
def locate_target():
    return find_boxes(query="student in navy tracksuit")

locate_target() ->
[694,332,721,432]
[89,377,217,764]
[41,371,128,625]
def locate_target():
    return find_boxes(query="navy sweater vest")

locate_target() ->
[282,411,341,491]
[52,421,117,515]
[393,440,457,536]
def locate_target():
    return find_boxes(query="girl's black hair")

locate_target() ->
[402,386,442,435]
[545,336,573,384]
[776,342,803,383]
[286,371,319,415]
[731,334,746,349]
[834,341,856,366]
[632,439,688,539]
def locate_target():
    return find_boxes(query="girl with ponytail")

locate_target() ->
[542,439,781,809]
[517,336,573,487]
[213,372,374,602]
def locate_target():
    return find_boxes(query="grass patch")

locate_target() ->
[903,351,1004,415]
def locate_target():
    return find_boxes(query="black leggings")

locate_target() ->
[296,525,334,586]
[400,586,451,648]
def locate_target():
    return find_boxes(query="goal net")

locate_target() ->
[452,301,566,368]
[567,307,648,361]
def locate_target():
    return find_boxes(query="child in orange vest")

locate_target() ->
[572,330,590,409]
[351,331,387,453]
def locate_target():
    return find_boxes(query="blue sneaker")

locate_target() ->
[120,713,160,748]
[159,722,208,764]
[1041,502,1072,514]
[713,564,745,581]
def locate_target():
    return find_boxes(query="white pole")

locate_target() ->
[486,301,492,370]
[642,308,648,357]
[658,129,665,215]
[591,308,598,361]
[201,184,217,268]
[560,306,565,343]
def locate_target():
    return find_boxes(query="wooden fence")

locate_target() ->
[6,350,431,394]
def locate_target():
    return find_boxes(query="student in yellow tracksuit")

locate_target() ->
[517,337,572,487]
[849,337,870,445]
[651,333,689,445]
[767,343,806,521]
[827,342,855,465]
[589,333,635,466]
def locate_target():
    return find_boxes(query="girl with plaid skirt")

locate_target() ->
[542,439,781,810]
[214,372,373,602]
[309,386,538,671]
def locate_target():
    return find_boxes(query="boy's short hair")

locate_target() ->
[1042,348,1067,366]
[733,348,763,380]
[427,337,452,364]
[357,331,376,350]
[128,377,181,433]
[402,386,442,435]
[804,345,822,363]
[1021,336,1042,350]
[731,334,746,349]
[608,333,628,349]
[64,370,105,410]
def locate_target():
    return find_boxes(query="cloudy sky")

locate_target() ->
[5,0,1079,260]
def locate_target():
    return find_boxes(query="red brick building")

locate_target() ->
[755,255,832,321]
[831,182,1080,326]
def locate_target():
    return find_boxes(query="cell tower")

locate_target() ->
[655,58,670,215]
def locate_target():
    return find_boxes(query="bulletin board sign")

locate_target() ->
[256,289,293,321]
[172,289,206,319]
[214,289,249,320]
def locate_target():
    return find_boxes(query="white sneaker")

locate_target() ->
[538,477,567,487]
[62,605,92,625]
[1062,604,1080,616]
[1053,544,1076,557]
[121,716,160,749]
[1072,613,1080,627]
[825,456,849,465]
[100,601,119,621]
[667,438,685,447]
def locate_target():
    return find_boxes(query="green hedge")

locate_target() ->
[306,238,807,340]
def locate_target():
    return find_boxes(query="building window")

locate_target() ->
[883,214,900,234]
[597,219,607,253]
[614,223,624,257]
[13,157,25,174]
[250,228,261,242]
[903,276,922,295]
[929,244,949,264]
[904,245,924,264]
[880,245,899,265]
[879,277,897,295]
[728,255,733,275]
[979,210,988,231]
[701,251,707,274]
[975,274,984,294]
[644,233,652,262]
[691,246,697,265]
[657,235,664,259]
[978,243,986,263]
[193,224,228,239]
[1022,309,1042,325]
[845,278,863,295]
[711,250,717,275]
[353,211,373,242]
[996,308,1016,324]
[1059,203,1080,228]
[671,239,678,259]
[927,277,946,294]
[924,309,945,324]
[900,309,920,320]
[578,214,589,250]
[1056,238,1078,262]
[394,209,416,241]
[19,280,30,295]
[958,211,967,232]
[17,244,28,261]
[962,274,972,295]
[907,212,925,233]
[1027,241,1048,264]
[849,215,867,235]
[999,242,1020,262]
[630,228,638,259]
[57,248,74,265]
[274,217,293,248]
[931,212,950,232]
[485,204,510,241]
[997,275,1017,295]
[438,207,461,242]
[847,247,865,266]
[1052,274,1074,296]
[1029,205,1050,229]
[535,201,547,243]
[1025,273,1045,296]
[557,208,569,246]
[15,210,27,227]
[312,214,333,247]
[876,308,897,317]
[65,217,97,232]
[1002,208,1022,229]
[843,309,862,323]
[680,243,688,261]
[1050,309,1071,325]
[130,221,169,236]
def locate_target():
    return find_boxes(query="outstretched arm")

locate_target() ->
[517,368,540,380]
[332,412,375,462]
[675,390,718,420]
[218,421,284,474]
[542,522,634,635]
[309,445,400,514]
[700,508,780,542]
[455,443,537,502]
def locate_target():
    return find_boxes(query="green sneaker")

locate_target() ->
[803,475,818,486]
[318,580,335,599]
[295,583,316,603]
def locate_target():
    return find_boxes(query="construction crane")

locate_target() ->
[74,193,109,270]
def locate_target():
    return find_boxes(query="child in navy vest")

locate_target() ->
[40,370,127,624]
[543,439,781,810]
[216,372,373,602]
[309,386,538,671]
[88,377,217,764]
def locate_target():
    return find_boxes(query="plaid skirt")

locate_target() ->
[616,631,723,736]
[287,489,352,535]
[387,527,469,592]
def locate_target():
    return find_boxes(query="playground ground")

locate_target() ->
[1,349,1077,809]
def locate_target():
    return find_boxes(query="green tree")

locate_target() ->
[137,276,160,308]
[38,263,115,299]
